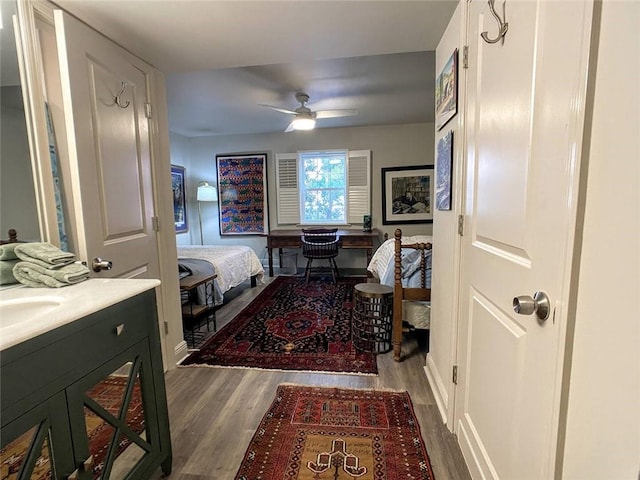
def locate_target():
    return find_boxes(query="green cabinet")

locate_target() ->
[1,290,172,480]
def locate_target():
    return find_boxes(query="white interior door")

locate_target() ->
[53,10,159,279]
[455,1,593,478]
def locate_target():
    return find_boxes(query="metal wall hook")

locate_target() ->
[481,0,509,44]
[114,81,131,108]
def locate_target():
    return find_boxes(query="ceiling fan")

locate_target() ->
[260,92,358,132]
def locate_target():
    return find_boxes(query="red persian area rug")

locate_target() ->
[180,276,378,374]
[235,384,435,479]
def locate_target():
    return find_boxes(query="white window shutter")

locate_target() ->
[275,153,300,224]
[347,150,371,224]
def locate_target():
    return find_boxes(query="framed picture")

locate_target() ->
[171,165,188,233]
[436,49,458,131]
[436,131,454,211]
[216,153,269,235]
[382,165,434,225]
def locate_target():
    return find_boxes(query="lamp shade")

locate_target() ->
[197,182,218,202]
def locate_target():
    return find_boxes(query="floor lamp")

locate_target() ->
[197,181,218,245]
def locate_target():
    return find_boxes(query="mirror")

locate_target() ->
[0,1,41,242]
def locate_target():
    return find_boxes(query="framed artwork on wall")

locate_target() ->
[171,164,188,233]
[381,165,434,225]
[216,153,269,235]
[436,49,458,131]
[436,131,454,211]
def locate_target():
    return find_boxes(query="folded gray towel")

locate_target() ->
[14,242,76,269]
[0,259,19,285]
[0,243,19,261]
[13,261,90,288]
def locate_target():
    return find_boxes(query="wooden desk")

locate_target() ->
[266,229,380,277]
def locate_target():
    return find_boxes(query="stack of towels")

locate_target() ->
[0,242,91,288]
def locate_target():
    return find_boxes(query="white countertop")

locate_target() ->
[0,278,160,351]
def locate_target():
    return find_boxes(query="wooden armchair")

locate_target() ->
[301,228,340,283]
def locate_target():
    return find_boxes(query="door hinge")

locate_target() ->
[163,321,169,335]
[452,365,458,385]
[463,46,469,69]
[144,102,152,119]
[458,214,464,236]
[152,216,160,232]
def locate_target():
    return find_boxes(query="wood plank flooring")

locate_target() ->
[159,275,471,480]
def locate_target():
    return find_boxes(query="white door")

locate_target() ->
[53,10,159,279]
[455,1,593,479]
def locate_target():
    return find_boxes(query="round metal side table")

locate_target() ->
[352,283,393,353]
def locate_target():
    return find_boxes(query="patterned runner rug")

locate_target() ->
[235,384,435,479]
[180,276,378,374]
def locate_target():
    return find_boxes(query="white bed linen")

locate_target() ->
[367,235,432,330]
[367,235,432,284]
[177,245,264,304]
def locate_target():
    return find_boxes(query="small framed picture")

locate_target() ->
[381,165,434,225]
[436,49,458,131]
[171,165,188,233]
[436,131,454,211]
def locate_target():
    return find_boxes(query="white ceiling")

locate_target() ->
[51,1,457,136]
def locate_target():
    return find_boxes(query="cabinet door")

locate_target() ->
[65,341,161,480]
[1,394,75,480]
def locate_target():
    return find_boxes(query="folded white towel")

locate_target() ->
[13,261,90,288]
[14,242,76,269]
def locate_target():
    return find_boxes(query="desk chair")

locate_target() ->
[301,228,340,283]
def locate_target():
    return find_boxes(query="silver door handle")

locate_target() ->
[91,257,113,272]
[513,291,550,321]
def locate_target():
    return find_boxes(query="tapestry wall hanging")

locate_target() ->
[216,153,269,235]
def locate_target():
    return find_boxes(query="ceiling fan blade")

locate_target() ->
[259,104,297,115]
[315,109,358,119]
[284,121,295,133]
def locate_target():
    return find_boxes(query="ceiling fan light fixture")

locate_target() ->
[291,116,316,131]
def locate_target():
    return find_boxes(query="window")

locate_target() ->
[276,150,371,226]
[300,150,347,224]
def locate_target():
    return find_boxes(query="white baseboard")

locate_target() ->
[424,353,449,426]
[173,340,188,365]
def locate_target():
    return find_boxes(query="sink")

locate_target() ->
[0,296,65,327]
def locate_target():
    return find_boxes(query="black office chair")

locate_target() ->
[301,228,340,283]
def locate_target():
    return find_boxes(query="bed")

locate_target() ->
[176,245,264,306]
[367,228,432,361]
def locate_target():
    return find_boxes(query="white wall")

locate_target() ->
[561,1,640,478]
[178,123,434,268]
[426,2,464,428]
[0,86,40,241]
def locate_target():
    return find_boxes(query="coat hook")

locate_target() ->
[481,0,509,44]
[114,81,130,108]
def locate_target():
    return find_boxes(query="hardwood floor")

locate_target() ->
[159,275,471,479]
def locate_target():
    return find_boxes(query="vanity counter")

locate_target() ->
[0,278,160,351]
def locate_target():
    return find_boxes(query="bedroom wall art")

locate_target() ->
[171,164,188,233]
[216,153,269,235]
[436,131,454,211]
[436,49,458,131]
[381,165,434,225]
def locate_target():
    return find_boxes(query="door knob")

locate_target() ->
[513,291,551,321]
[91,257,113,272]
